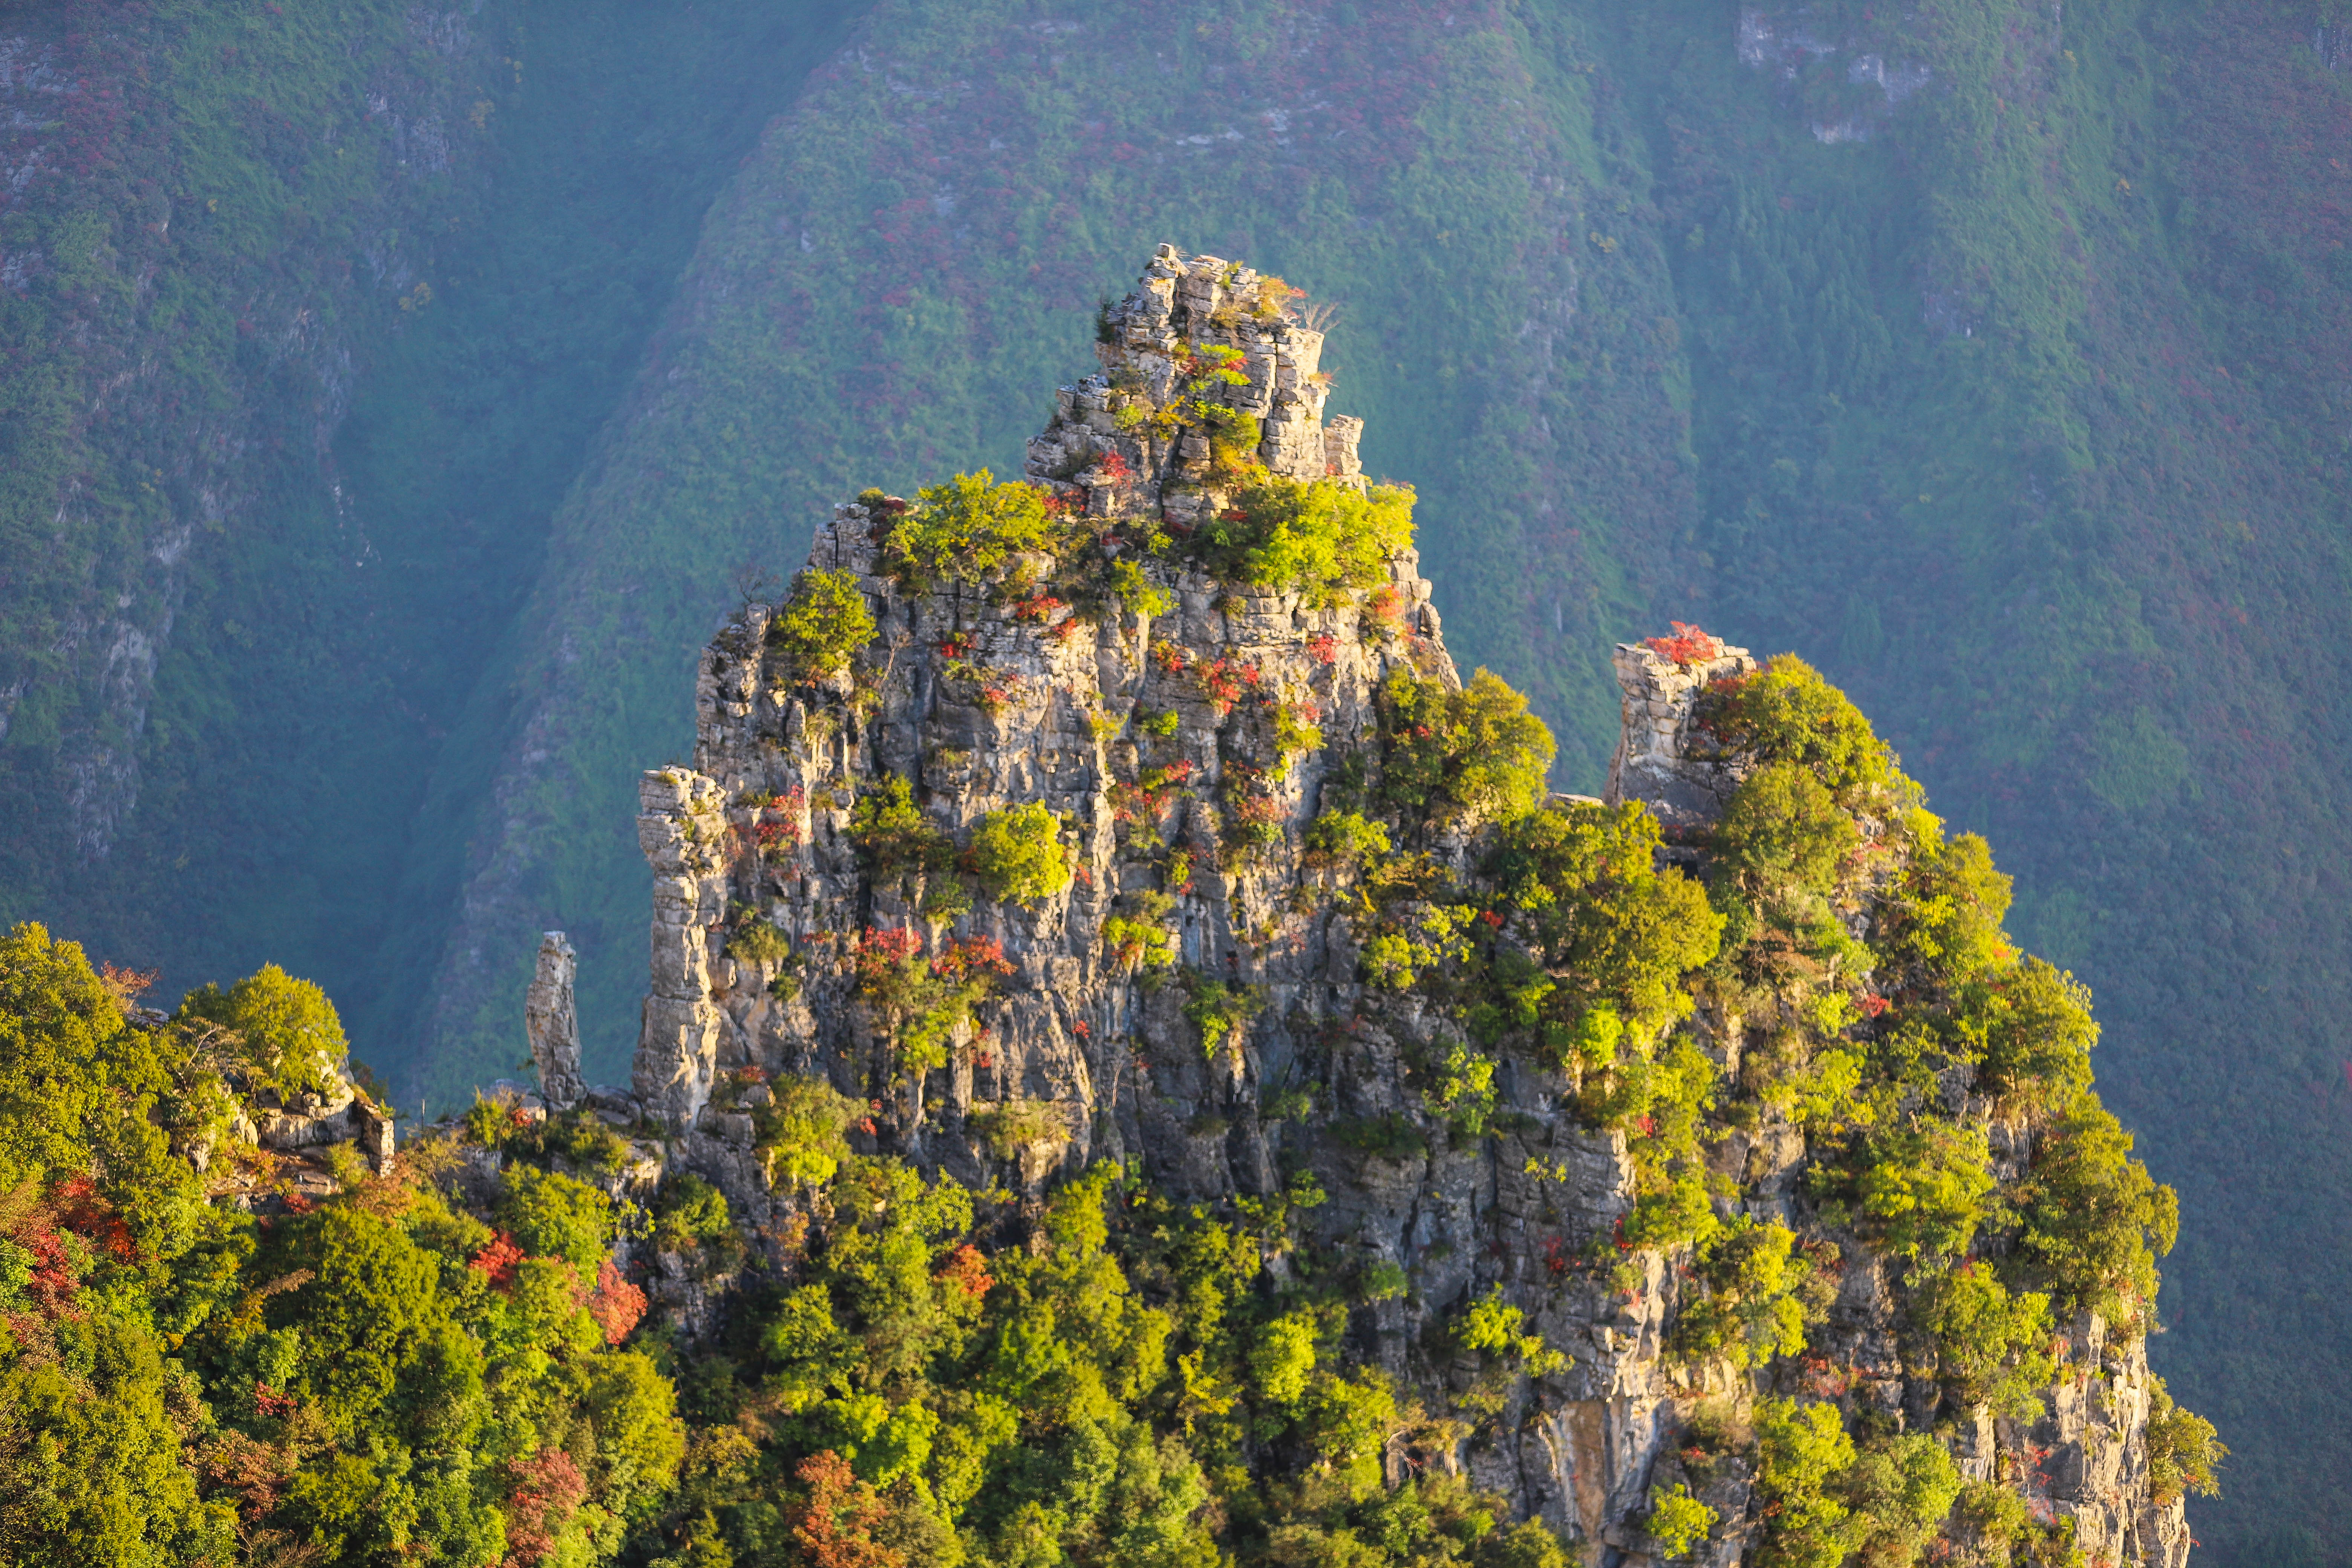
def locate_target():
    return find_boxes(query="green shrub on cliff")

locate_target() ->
[851,775,953,876]
[1186,475,1416,600]
[879,470,1057,586]
[177,963,351,1102]
[2011,1093,2178,1327]
[768,568,876,685]
[967,802,1075,906]
[1693,657,1902,807]
[1378,667,1556,825]
[2147,1376,2227,1506]
[1487,801,1721,1057]
[1913,1266,2056,1418]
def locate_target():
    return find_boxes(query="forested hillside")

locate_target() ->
[0,1,2346,1561]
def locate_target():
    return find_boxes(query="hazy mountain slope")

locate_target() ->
[413,0,1706,1103]
[0,0,846,1087]
[0,0,496,959]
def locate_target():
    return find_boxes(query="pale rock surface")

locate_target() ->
[526,931,588,1110]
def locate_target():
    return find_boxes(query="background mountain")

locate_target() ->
[1,0,2346,1561]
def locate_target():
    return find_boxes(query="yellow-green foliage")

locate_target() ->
[1714,760,1860,900]
[1250,1309,1319,1405]
[2012,1093,2178,1326]
[1855,1121,1998,1269]
[850,774,952,876]
[877,469,1056,586]
[1489,800,1723,1049]
[1754,1398,1862,1568]
[1364,903,1478,991]
[0,925,211,1255]
[966,802,1074,905]
[1182,974,1266,1061]
[853,934,1003,1078]
[1609,1038,1724,1251]
[1188,475,1415,599]
[1753,1401,1962,1568]
[1645,1484,1719,1559]
[969,1098,1072,1158]
[1102,891,1179,972]
[1427,1042,1498,1138]
[2146,1376,2227,1505]
[767,567,875,684]
[498,1163,615,1285]
[1695,657,1902,805]
[1883,819,2014,983]
[1914,1266,2055,1418]
[1304,808,1390,868]
[722,913,793,965]
[1671,1217,1814,1370]
[650,1173,734,1255]
[755,1072,865,1188]
[1457,1287,1567,1376]
[1109,559,1174,618]
[1380,668,1557,824]
[177,963,351,1101]
[1963,957,2097,1120]
[1838,1432,1965,1566]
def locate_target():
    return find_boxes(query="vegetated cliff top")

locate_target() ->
[585,246,2217,1566]
[0,246,2217,1568]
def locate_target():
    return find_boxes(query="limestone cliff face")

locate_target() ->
[619,249,2193,1568]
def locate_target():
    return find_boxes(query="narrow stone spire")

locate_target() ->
[525,931,587,1110]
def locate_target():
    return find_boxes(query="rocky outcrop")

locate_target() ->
[1604,634,1759,833]
[245,1073,396,1175]
[612,246,2195,1563]
[526,932,588,1111]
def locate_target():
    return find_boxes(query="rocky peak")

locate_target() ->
[589,247,2198,1568]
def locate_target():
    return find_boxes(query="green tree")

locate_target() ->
[177,963,351,1101]
[966,803,1073,906]
[1380,668,1556,824]
[879,471,1055,586]
[769,568,876,685]
[0,1316,232,1568]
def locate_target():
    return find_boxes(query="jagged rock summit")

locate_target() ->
[575,247,2196,1567]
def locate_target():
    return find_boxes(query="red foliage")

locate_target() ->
[1307,633,1338,666]
[1365,585,1405,623]
[1479,910,1505,929]
[1859,992,1891,1019]
[790,1451,906,1568]
[935,630,976,661]
[854,926,925,988]
[1195,657,1244,716]
[253,1381,297,1419]
[53,1177,135,1262]
[937,1243,995,1301]
[504,1448,590,1568]
[98,960,159,1007]
[585,1260,648,1346]
[1641,621,1723,666]
[931,934,1012,983]
[470,1232,527,1292]
[1010,591,1065,625]
[1151,641,1190,676]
